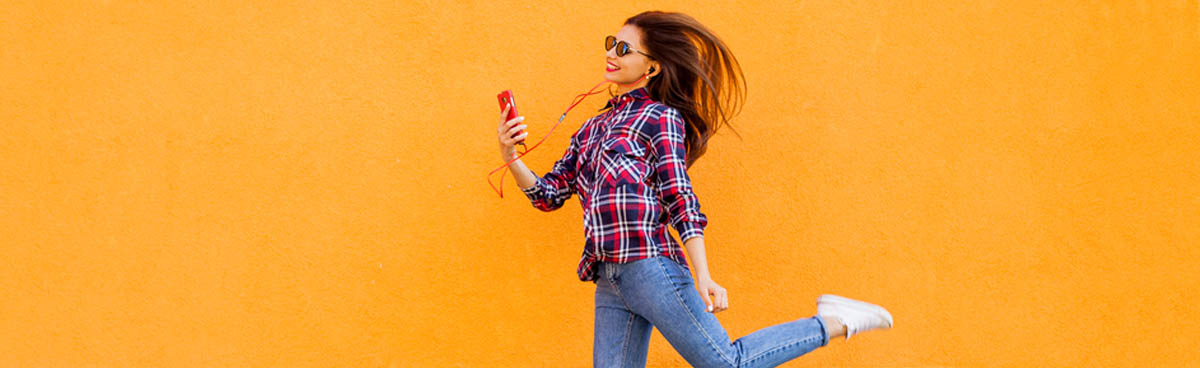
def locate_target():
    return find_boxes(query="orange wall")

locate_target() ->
[2,1,1198,367]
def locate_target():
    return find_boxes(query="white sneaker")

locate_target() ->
[816,294,893,340]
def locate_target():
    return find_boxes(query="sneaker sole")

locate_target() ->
[818,294,894,327]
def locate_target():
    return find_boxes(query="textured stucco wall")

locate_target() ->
[2,1,1198,367]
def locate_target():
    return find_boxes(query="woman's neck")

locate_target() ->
[614,79,649,95]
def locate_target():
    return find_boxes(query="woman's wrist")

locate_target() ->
[683,236,712,280]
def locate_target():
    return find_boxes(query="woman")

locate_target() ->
[495,11,893,367]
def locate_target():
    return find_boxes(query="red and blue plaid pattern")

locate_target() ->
[521,87,708,282]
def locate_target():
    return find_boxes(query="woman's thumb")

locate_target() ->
[702,291,713,312]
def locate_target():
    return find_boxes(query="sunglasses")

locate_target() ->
[605,35,652,58]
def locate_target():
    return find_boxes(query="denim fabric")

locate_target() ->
[593,256,831,368]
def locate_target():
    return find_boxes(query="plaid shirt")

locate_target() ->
[521,87,708,282]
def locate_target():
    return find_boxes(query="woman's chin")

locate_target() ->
[603,73,631,84]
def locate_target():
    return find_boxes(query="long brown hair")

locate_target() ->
[625,11,746,168]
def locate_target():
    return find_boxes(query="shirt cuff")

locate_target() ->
[677,221,705,243]
[521,182,540,199]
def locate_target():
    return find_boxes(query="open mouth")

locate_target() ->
[606,62,620,72]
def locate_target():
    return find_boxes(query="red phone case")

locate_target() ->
[497,90,525,145]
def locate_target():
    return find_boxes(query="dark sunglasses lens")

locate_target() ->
[605,36,615,51]
[618,42,630,56]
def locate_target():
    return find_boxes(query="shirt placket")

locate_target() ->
[581,97,630,239]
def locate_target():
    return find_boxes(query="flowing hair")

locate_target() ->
[623,11,746,168]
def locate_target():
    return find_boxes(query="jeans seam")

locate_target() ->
[744,316,827,365]
[608,265,631,311]
[742,335,821,366]
[657,258,736,367]
[607,262,640,368]
[621,312,634,367]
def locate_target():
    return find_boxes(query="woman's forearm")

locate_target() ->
[506,157,539,190]
[683,236,711,280]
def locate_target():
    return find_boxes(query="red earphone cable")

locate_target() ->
[489,74,650,198]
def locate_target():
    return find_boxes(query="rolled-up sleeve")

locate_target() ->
[650,107,708,242]
[521,132,580,212]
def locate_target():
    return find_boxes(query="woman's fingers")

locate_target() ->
[498,116,524,134]
[496,105,525,162]
[497,116,524,140]
[498,104,511,124]
[710,289,723,313]
[702,285,727,313]
[506,124,527,137]
[501,132,529,145]
[718,288,729,312]
[701,289,714,313]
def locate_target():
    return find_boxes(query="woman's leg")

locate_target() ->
[594,265,654,368]
[617,257,830,368]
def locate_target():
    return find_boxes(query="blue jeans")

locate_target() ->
[593,256,831,368]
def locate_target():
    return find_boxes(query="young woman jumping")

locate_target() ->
[495,11,893,367]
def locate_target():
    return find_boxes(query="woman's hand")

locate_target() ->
[696,277,729,313]
[497,104,528,163]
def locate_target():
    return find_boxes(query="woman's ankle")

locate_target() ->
[821,315,846,339]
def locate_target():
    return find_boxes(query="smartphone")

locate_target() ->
[497,90,525,146]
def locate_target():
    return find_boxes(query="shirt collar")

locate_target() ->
[602,87,651,110]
